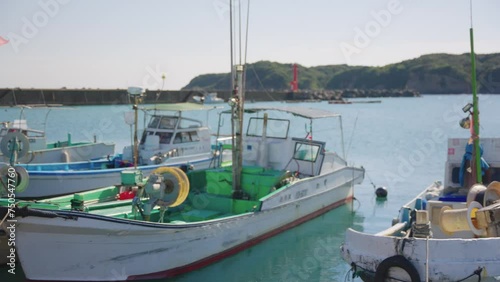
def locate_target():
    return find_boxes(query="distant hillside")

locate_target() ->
[183,53,500,94]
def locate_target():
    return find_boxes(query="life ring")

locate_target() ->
[374,255,420,282]
[0,165,30,194]
[0,132,30,159]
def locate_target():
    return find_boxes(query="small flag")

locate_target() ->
[0,36,9,46]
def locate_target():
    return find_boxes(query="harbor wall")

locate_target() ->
[0,88,419,106]
[0,89,288,106]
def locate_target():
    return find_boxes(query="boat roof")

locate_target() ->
[226,106,341,119]
[142,103,222,112]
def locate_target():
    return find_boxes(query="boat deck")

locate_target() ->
[9,166,293,223]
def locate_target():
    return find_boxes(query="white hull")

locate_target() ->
[17,153,217,198]
[14,167,364,281]
[15,143,115,164]
[342,228,500,281]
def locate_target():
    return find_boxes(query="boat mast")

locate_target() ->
[127,87,145,169]
[231,65,245,198]
[229,0,234,91]
[469,3,482,183]
[229,0,250,198]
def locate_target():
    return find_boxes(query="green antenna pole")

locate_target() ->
[470,27,482,184]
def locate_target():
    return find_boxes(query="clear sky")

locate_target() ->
[1,0,499,90]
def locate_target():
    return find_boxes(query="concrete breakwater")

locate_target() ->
[0,88,420,106]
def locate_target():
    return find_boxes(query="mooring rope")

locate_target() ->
[426,236,430,281]
[0,209,10,226]
[457,267,483,282]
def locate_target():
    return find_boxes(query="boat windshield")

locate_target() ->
[293,142,320,162]
[246,117,289,139]
[148,116,178,129]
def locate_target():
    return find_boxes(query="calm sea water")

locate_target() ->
[1,95,500,281]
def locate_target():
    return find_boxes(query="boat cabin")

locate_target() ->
[232,107,347,177]
[123,114,211,165]
[444,138,500,189]
[395,138,500,240]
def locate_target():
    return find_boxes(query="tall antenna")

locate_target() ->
[469,0,482,183]
[238,0,242,65]
[154,73,166,115]
[229,0,234,90]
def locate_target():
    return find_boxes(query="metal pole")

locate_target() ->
[470,27,482,184]
[232,65,244,198]
[229,0,234,90]
[133,96,139,168]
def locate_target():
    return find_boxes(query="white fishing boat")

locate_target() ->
[1,101,365,280]
[0,3,366,279]
[0,117,115,164]
[2,102,229,199]
[0,10,367,276]
[341,139,500,281]
[341,11,500,282]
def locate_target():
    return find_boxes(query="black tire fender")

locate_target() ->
[374,255,421,282]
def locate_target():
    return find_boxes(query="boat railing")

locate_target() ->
[215,136,233,150]
[375,222,408,237]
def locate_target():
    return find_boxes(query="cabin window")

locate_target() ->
[451,166,500,186]
[156,132,173,144]
[247,117,289,139]
[173,133,182,144]
[491,168,500,182]
[173,131,199,144]
[486,168,500,185]
[140,131,148,145]
[451,167,460,184]
[178,118,202,129]
[140,131,156,145]
[148,117,161,128]
[293,142,320,162]
[159,117,177,129]
[181,132,190,142]
[190,131,200,142]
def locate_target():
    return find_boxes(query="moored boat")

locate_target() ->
[0,116,115,164]
[340,11,500,281]
[328,99,352,104]
[0,3,366,279]
[0,51,367,280]
[1,102,365,280]
[341,138,500,281]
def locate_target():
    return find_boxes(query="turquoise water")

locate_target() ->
[1,95,500,281]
